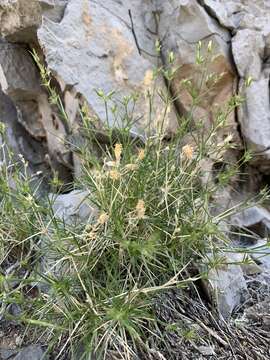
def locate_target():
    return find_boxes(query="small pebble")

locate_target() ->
[15,336,22,347]
[197,345,215,356]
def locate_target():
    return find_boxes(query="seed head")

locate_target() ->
[136,199,146,219]
[137,149,145,161]
[109,169,120,180]
[114,143,122,163]
[97,212,109,225]
[182,144,194,160]
[125,163,138,171]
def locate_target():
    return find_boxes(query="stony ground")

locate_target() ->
[1,275,270,360]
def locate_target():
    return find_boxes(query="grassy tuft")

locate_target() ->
[0,43,268,359]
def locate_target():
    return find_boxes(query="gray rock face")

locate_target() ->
[232,27,270,163]
[49,190,96,225]
[0,345,45,360]
[232,30,264,80]
[39,0,68,23]
[204,253,248,320]
[247,239,270,271]
[0,90,44,165]
[0,349,18,360]
[157,0,238,144]
[232,206,270,230]
[37,0,177,135]
[202,0,270,34]
[0,42,41,100]
[0,0,42,42]
[0,41,45,138]
[202,0,270,165]
[0,0,67,42]
[13,345,46,360]
[231,205,270,242]
[0,0,268,173]
[0,40,73,182]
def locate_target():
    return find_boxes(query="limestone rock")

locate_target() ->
[157,0,237,143]
[201,0,244,30]
[237,70,270,163]
[243,297,270,330]
[231,26,270,163]
[0,40,72,182]
[0,349,18,360]
[0,0,42,43]
[39,0,68,23]
[232,29,264,80]
[247,239,270,271]
[231,206,270,232]
[0,0,67,42]
[0,41,41,101]
[201,0,270,34]
[203,253,248,319]
[230,251,262,275]
[13,345,46,360]
[49,190,96,225]
[197,346,215,356]
[202,1,270,166]
[0,89,48,173]
[37,190,97,283]
[37,0,177,136]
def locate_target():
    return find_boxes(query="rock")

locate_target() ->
[201,0,270,34]
[203,253,248,319]
[232,206,270,229]
[39,0,68,23]
[232,29,264,80]
[0,349,18,360]
[0,41,42,103]
[13,345,46,360]
[232,28,270,164]
[0,90,40,163]
[201,0,244,30]
[231,206,270,239]
[201,0,270,171]
[0,89,52,191]
[197,345,215,356]
[49,190,96,225]
[247,239,270,271]
[0,0,67,43]
[230,207,270,272]
[226,251,262,275]
[157,0,238,144]
[36,190,97,285]
[0,0,42,43]
[0,40,73,183]
[237,71,270,163]
[243,297,270,330]
[37,0,178,136]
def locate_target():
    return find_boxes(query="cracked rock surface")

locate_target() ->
[0,0,269,179]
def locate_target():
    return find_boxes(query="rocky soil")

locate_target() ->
[1,0,270,359]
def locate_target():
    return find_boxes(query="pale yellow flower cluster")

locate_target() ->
[97,212,109,225]
[125,163,139,171]
[136,199,146,219]
[114,143,122,164]
[84,212,109,241]
[109,169,120,180]
[182,144,194,160]
[106,144,146,179]
[137,149,145,161]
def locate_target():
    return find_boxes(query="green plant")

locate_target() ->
[0,43,267,359]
